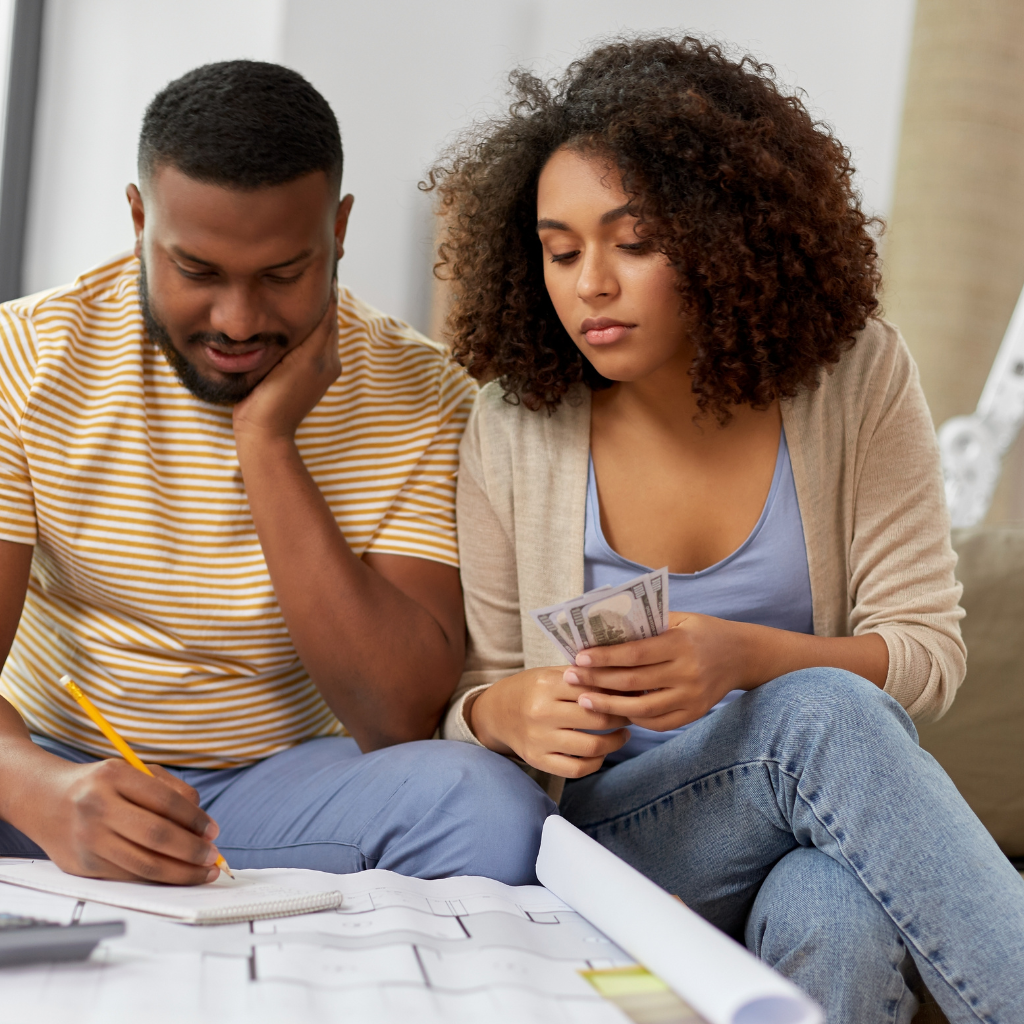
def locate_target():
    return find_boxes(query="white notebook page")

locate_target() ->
[0,859,343,924]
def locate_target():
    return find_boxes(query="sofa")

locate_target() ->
[912,525,1024,1022]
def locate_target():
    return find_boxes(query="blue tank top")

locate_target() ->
[584,428,814,764]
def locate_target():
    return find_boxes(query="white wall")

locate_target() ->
[23,0,916,333]
[23,0,286,295]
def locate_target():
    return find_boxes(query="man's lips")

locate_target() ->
[580,317,636,345]
[203,344,273,375]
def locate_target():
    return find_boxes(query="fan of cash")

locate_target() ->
[530,567,670,663]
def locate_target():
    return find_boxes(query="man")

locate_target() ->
[0,61,552,885]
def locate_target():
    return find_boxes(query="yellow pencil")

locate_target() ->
[60,674,234,879]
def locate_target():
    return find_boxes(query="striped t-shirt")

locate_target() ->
[0,254,475,767]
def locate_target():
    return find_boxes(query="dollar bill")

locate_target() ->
[530,568,670,662]
[530,607,580,662]
[648,566,669,631]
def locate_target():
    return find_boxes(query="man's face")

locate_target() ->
[129,166,352,405]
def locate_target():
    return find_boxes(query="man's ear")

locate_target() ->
[126,184,145,259]
[334,194,355,261]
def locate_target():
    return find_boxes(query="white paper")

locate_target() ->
[536,816,823,1024]
[0,865,632,1024]
[0,859,342,923]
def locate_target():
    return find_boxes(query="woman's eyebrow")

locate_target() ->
[599,204,632,224]
[536,205,633,233]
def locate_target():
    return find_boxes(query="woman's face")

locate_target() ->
[536,146,689,383]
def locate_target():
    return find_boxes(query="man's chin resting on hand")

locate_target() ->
[0,60,553,886]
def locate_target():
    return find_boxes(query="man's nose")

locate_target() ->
[208,283,269,341]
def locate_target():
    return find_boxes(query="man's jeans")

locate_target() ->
[561,669,1024,1024]
[0,736,556,885]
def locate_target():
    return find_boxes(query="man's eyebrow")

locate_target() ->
[169,247,313,271]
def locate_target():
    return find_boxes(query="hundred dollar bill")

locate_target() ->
[648,566,669,631]
[530,569,670,662]
[569,579,658,650]
[530,606,581,662]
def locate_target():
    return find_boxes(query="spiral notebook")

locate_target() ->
[0,859,343,924]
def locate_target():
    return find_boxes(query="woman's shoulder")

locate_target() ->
[466,380,591,454]
[791,316,917,424]
[824,316,914,395]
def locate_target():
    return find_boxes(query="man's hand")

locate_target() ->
[17,754,223,885]
[232,288,340,444]
[468,667,630,777]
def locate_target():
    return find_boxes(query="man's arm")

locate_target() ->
[0,539,224,883]
[233,300,465,751]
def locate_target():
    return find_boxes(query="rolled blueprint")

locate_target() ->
[536,815,823,1024]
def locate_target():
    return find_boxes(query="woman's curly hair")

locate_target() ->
[425,35,881,416]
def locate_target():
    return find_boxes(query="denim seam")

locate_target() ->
[777,763,992,1024]
[573,756,767,831]
[216,840,361,854]
[579,756,992,1024]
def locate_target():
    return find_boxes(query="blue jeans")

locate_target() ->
[560,669,1024,1024]
[0,735,555,884]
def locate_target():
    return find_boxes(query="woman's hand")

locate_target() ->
[232,289,340,445]
[567,614,892,729]
[565,612,759,731]
[467,667,631,778]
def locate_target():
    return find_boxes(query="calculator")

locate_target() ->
[0,913,125,967]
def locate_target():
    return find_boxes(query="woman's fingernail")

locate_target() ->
[204,822,219,840]
[206,867,219,883]
[564,670,579,684]
[579,696,594,710]
[205,845,221,866]
[575,654,592,666]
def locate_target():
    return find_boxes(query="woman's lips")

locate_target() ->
[203,345,271,374]
[581,318,635,346]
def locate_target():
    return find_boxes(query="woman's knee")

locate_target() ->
[748,847,919,1022]
[754,667,917,745]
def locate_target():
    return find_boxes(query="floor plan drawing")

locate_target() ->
[1,819,816,1024]
[0,869,643,1024]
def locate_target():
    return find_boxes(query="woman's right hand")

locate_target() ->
[467,668,631,777]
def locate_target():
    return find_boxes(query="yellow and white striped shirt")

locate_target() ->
[0,254,475,767]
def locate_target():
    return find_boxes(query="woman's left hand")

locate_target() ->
[564,612,761,731]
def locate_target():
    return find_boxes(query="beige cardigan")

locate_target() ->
[442,318,966,800]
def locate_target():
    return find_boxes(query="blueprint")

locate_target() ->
[0,868,654,1024]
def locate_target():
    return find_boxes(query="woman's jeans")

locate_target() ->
[560,669,1024,1024]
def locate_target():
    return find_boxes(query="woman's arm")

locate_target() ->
[440,455,523,745]
[444,407,630,775]
[841,331,965,720]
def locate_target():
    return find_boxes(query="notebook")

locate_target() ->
[0,860,343,925]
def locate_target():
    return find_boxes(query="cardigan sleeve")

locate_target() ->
[848,334,966,721]
[441,403,525,744]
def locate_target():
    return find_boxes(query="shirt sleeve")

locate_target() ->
[0,306,38,545]
[364,358,476,567]
[847,333,965,721]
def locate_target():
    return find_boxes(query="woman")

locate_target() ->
[428,37,1023,1024]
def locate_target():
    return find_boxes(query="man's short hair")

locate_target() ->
[138,60,343,192]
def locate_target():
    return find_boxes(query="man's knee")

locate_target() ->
[377,740,556,885]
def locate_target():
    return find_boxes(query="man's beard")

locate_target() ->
[138,259,288,406]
